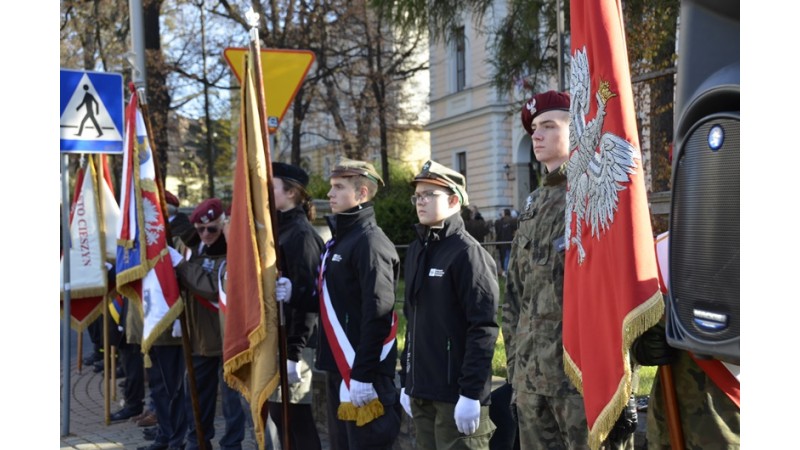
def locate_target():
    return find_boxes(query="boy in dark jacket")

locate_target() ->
[399,160,500,449]
[316,157,401,450]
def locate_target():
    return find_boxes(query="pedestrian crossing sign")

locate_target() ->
[60,69,124,154]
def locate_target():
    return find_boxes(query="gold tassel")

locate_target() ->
[355,398,385,426]
[337,402,358,421]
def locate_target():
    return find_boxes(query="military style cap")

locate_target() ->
[411,160,469,206]
[521,90,571,135]
[273,162,310,187]
[165,190,180,207]
[329,157,384,187]
[190,198,224,224]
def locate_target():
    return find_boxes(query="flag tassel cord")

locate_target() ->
[135,86,207,450]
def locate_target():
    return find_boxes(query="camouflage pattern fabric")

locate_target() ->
[646,350,740,450]
[514,391,589,449]
[504,166,580,398]
[504,166,589,449]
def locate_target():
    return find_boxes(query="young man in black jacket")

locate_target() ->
[316,157,401,450]
[399,160,500,450]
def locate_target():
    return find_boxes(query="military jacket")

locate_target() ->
[504,165,580,397]
[175,234,226,357]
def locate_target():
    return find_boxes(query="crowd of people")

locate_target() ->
[86,89,739,450]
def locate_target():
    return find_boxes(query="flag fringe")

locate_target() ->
[564,290,664,450]
[61,301,104,334]
[253,371,280,450]
[140,298,184,358]
[61,285,108,301]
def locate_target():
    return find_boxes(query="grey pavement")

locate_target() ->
[59,327,275,450]
[60,325,647,449]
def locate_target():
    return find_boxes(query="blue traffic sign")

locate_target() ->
[60,69,124,154]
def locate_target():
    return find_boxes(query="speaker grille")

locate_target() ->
[670,116,739,346]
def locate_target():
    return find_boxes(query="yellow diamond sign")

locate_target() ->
[223,48,315,130]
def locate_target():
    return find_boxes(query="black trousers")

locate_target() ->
[119,341,145,412]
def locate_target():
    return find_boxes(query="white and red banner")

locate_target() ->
[116,86,182,355]
[563,0,664,447]
[60,156,107,331]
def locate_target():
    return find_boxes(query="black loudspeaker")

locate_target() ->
[666,0,739,364]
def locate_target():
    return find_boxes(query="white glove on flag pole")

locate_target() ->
[276,277,292,303]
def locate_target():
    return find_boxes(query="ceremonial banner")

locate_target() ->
[116,87,182,356]
[99,154,121,260]
[60,157,107,331]
[223,49,279,450]
[563,1,664,447]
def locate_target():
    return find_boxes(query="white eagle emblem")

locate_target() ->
[142,196,165,246]
[565,46,640,264]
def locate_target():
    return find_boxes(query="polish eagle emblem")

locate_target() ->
[565,46,640,264]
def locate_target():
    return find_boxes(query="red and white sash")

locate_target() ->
[317,240,398,406]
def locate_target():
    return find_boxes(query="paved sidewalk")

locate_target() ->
[59,359,262,450]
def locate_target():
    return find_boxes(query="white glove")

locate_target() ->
[349,379,378,407]
[286,360,302,385]
[454,395,480,435]
[171,320,182,338]
[275,277,292,303]
[400,388,413,418]
[168,246,184,267]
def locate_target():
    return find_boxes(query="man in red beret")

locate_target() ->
[504,91,595,449]
[170,198,246,449]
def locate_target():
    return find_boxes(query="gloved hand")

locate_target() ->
[631,323,676,366]
[454,395,480,435]
[606,395,638,445]
[286,360,302,385]
[172,320,182,338]
[168,246,184,267]
[349,379,378,407]
[400,388,413,417]
[275,277,292,303]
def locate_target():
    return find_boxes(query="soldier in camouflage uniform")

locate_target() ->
[504,90,591,449]
[644,346,740,449]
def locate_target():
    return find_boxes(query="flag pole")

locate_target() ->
[660,364,685,450]
[247,9,292,449]
[135,85,207,450]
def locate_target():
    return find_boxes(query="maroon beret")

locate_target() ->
[521,90,571,135]
[165,190,180,207]
[190,198,224,224]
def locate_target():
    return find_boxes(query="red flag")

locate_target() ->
[563,1,664,447]
[116,87,182,356]
[60,157,107,332]
[222,47,280,450]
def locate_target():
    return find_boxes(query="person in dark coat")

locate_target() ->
[269,162,325,450]
[315,157,401,450]
[399,160,500,449]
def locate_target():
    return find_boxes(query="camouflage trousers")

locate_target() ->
[514,391,590,450]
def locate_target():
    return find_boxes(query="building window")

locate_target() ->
[456,151,467,180]
[454,26,466,92]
